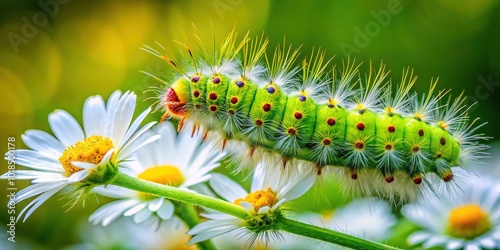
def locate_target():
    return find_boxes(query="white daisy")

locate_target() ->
[188,163,316,245]
[1,91,159,222]
[402,177,500,250]
[89,121,226,227]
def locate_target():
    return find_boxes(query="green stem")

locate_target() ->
[110,172,399,250]
[174,202,217,250]
[111,172,248,219]
[277,218,401,250]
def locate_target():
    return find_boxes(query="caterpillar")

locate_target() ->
[143,30,488,202]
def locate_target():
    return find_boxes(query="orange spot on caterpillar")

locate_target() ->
[191,123,198,137]
[209,105,218,112]
[230,97,238,104]
[418,129,424,136]
[327,118,336,126]
[202,130,209,141]
[249,147,255,158]
[209,92,217,100]
[287,127,296,135]
[262,103,271,112]
[440,137,446,146]
[177,117,185,132]
[222,138,227,151]
[356,122,365,131]
[294,112,303,119]
[388,125,395,133]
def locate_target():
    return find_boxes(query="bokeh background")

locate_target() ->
[1,0,499,249]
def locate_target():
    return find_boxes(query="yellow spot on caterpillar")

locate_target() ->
[356,103,365,110]
[234,188,277,212]
[447,204,491,239]
[438,120,449,129]
[59,135,114,175]
[384,106,394,114]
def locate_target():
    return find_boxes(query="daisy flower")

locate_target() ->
[188,163,316,245]
[89,122,226,227]
[1,91,159,222]
[402,177,500,250]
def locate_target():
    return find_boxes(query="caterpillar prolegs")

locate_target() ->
[144,30,488,202]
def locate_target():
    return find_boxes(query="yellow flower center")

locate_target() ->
[447,204,491,239]
[58,135,114,175]
[138,165,184,187]
[234,188,277,212]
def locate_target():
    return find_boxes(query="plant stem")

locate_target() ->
[174,201,217,250]
[277,218,401,250]
[110,172,400,250]
[111,172,248,219]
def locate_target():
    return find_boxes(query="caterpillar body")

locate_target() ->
[144,31,488,202]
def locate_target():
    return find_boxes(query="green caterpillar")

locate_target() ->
[144,30,488,201]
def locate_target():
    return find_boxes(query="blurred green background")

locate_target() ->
[1,0,499,249]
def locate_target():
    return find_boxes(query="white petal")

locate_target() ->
[15,181,68,204]
[422,235,448,249]
[157,200,174,220]
[68,170,90,182]
[188,222,240,244]
[209,173,247,202]
[21,130,64,157]
[3,170,63,180]
[117,132,159,162]
[119,106,152,148]
[407,231,432,245]
[83,95,107,137]
[478,237,496,249]
[446,239,464,249]
[258,206,270,214]
[123,203,148,216]
[239,201,253,212]
[148,198,164,212]
[71,162,97,170]
[188,218,241,235]
[281,174,316,201]
[112,92,136,146]
[201,213,235,220]
[49,110,84,147]
[94,185,136,199]
[14,149,63,172]
[17,182,67,222]
[89,199,139,226]
[464,243,481,250]
[133,208,153,224]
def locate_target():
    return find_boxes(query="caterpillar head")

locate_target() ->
[163,79,190,119]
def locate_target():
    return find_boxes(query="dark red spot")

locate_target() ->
[209,105,217,112]
[209,92,217,100]
[194,104,200,109]
[287,128,296,135]
[440,137,446,146]
[230,97,238,104]
[385,144,393,150]
[412,146,420,153]
[191,76,200,83]
[228,109,235,115]
[418,129,424,136]
[443,174,453,182]
[356,122,365,131]
[255,119,263,126]
[436,153,442,158]
[388,126,395,133]
[385,175,394,183]
[351,172,358,180]
[327,118,336,126]
[263,103,271,112]
[294,112,303,119]
[355,141,364,149]
[213,77,221,84]
[413,177,422,185]
[322,138,331,145]
[193,90,200,98]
